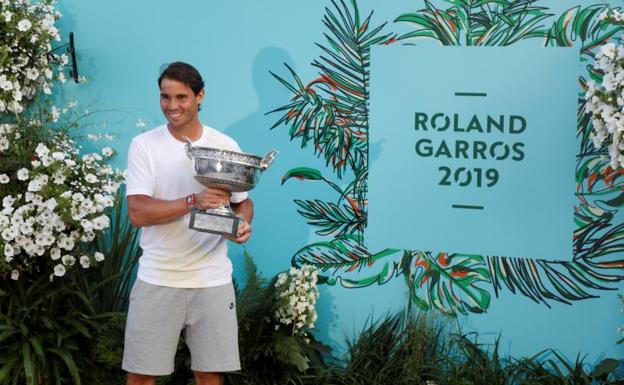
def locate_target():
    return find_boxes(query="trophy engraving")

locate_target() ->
[184,137,277,236]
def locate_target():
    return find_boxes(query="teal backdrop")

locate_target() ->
[368,45,578,259]
[56,0,624,363]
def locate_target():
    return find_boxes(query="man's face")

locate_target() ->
[159,77,204,129]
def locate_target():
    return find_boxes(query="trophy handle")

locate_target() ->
[260,150,278,170]
[183,136,194,159]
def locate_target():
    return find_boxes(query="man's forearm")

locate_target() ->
[232,198,254,224]
[128,195,189,228]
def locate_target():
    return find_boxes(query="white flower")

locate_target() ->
[79,255,90,268]
[0,77,13,91]
[4,243,14,258]
[85,173,98,183]
[44,198,57,211]
[0,174,8,184]
[62,255,75,266]
[92,215,110,230]
[25,68,39,81]
[50,247,61,260]
[102,147,113,157]
[0,137,9,152]
[50,106,60,123]
[136,119,146,129]
[17,19,32,31]
[27,179,43,192]
[35,143,49,158]
[2,195,15,208]
[80,219,93,232]
[11,270,19,280]
[94,251,105,261]
[54,264,66,277]
[17,168,29,181]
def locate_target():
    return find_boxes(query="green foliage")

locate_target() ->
[0,275,95,385]
[516,351,622,385]
[404,252,491,315]
[224,252,328,385]
[307,309,623,385]
[445,334,518,385]
[310,312,450,385]
[0,191,140,385]
[395,0,552,46]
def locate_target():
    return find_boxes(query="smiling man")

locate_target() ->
[122,62,252,385]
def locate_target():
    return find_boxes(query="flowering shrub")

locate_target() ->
[585,9,624,169]
[0,0,66,114]
[274,265,320,337]
[0,122,124,281]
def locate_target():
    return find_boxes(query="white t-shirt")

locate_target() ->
[125,124,248,288]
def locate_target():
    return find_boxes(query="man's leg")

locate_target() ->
[186,283,240,374]
[122,280,186,377]
[126,373,156,385]
[194,371,223,385]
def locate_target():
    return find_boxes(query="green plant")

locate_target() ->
[0,189,140,385]
[309,311,452,385]
[515,351,622,385]
[443,334,519,385]
[0,274,97,385]
[225,252,328,385]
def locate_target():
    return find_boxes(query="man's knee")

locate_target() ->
[127,372,156,385]
[194,371,223,385]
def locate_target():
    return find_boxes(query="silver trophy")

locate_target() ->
[184,137,277,236]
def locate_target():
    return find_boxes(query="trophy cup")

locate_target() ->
[184,137,277,236]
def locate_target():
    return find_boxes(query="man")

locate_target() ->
[123,62,252,385]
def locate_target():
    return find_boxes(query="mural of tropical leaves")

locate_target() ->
[270,0,624,316]
[395,0,552,46]
[404,251,491,315]
[292,235,403,288]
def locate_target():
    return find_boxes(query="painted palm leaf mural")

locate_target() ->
[269,0,624,315]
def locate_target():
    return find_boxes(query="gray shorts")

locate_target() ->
[122,279,240,376]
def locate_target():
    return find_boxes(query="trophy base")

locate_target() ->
[189,207,240,236]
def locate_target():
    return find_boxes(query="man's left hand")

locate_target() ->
[226,218,252,244]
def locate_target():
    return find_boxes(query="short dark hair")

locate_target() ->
[158,62,204,95]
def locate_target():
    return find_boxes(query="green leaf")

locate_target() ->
[273,335,309,372]
[0,356,17,383]
[270,0,394,178]
[408,252,491,315]
[64,318,92,339]
[292,236,402,288]
[605,192,624,207]
[22,342,34,385]
[294,199,361,237]
[593,358,619,377]
[49,348,81,385]
[281,167,324,184]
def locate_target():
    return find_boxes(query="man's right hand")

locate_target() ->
[194,188,230,210]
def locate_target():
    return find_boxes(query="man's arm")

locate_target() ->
[127,195,189,228]
[227,198,254,244]
[232,198,254,224]
[127,189,230,228]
